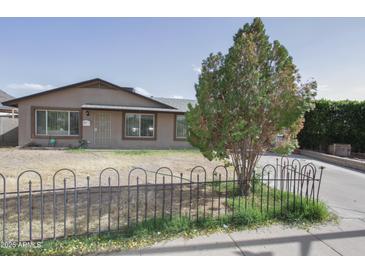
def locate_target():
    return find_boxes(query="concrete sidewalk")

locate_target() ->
[110,218,365,256]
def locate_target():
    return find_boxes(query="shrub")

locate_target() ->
[298,99,365,152]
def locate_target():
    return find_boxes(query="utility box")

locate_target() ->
[328,144,351,157]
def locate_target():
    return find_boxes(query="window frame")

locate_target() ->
[174,113,188,140]
[33,107,81,138]
[123,112,156,140]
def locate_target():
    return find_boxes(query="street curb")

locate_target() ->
[299,149,365,172]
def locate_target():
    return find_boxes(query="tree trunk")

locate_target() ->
[238,172,252,196]
[234,165,252,197]
[231,146,259,197]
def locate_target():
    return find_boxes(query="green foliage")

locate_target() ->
[272,139,298,155]
[1,192,331,256]
[78,139,88,149]
[298,99,365,152]
[186,17,316,187]
[224,177,331,224]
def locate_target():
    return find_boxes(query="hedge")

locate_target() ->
[298,99,365,153]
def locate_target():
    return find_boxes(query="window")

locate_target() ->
[175,114,187,139]
[125,113,155,138]
[35,109,80,136]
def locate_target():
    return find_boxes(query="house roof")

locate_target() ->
[82,96,196,113]
[153,97,196,112]
[1,78,197,113]
[81,104,185,113]
[0,89,15,110]
[2,78,176,109]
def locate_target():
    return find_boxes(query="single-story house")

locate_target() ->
[0,89,18,117]
[3,78,196,149]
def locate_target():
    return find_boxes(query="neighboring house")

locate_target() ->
[3,78,196,149]
[0,90,18,146]
[0,89,17,117]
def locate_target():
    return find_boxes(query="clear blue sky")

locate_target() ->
[1,18,365,100]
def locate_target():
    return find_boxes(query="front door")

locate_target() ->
[93,111,111,146]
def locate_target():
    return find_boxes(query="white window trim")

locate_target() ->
[35,109,80,137]
[175,114,187,139]
[124,113,155,138]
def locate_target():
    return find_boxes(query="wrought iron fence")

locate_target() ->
[0,157,324,242]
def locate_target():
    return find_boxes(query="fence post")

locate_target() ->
[260,174,263,214]
[179,173,183,218]
[17,178,21,242]
[293,167,297,211]
[98,177,102,235]
[189,174,192,221]
[203,173,207,220]
[280,169,284,215]
[74,178,78,236]
[162,176,165,220]
[306,171,310,204]
[108,177,111,232]
[145,175,148,223]
[86,176,90,235]
[170,174,173,221]
[218,174,221,219]
[317,167,325,203]
[267,172,270,213]
[28,180,32,242]
[63,178,67,239]
[211,175,215,218]
[224,172,228,215]
[154,175,157,225]
[231,173,236,217]
[53,179,57,240]
[300,175,304,210]
[237,177,241,212]
[273,169,277,215]
[244,178,248,210]
[286,169,290,211]
[117,174,121,231]
[252,171,255,209]
[136,176,140,224]
[196,174,200,221]
[40,178,44,241]
[127,173,130,229]
[1,174,6,243]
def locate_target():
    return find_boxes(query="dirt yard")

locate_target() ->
[0,148,227,191]
[0,148,234,241]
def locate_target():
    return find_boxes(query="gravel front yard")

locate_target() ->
[0,148,224,191]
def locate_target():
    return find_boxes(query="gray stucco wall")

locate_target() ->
[83,110,190,149]
[0,116,18,146]
[16,86,191,149]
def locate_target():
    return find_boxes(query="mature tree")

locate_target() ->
[186,18,316,195]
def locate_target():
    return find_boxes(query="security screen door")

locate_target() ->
[93,111,111,146]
